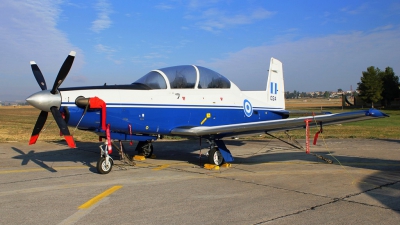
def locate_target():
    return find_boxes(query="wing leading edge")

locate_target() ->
[170,109,388,136]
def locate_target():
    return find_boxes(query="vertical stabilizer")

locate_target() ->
[266,58,285,109]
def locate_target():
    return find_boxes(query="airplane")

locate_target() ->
[26,51,389,174]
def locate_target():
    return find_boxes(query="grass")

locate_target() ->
[0,99,398,143]
[263,113,400,140]
[0,106,98,143]
[247,98,399,140]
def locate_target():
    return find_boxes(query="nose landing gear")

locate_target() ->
[97,155,113,174]
[97,140,114,174]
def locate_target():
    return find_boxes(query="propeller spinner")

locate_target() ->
[26,51,77,148]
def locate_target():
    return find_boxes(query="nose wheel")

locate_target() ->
[97,156,113,174]
[97,141,114,174]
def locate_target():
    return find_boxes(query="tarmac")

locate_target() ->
[0,138,399,224]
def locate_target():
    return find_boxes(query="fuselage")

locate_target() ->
[60,85,287,137]
[28,64,287,140]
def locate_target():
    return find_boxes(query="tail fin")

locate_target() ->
[266,58,285,109]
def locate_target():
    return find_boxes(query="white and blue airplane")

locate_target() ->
[26,51,388,174]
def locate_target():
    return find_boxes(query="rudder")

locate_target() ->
[266,57,285,109]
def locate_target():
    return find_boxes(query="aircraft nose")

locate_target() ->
[26,90,61,112]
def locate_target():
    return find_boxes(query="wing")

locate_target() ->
[171,109,388,136]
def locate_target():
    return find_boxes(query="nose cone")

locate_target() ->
[26,90,61,112]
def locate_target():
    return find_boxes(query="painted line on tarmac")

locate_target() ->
[135,162,191,167]
[152,164,170,171]
[58,197,110,225]
[256,161,400,166]
[78,185,122,209]
[58,186,122,225]
[0,166,90,174]
[1,161,397,175]
[333,162,400,166]
[0,175,208,197]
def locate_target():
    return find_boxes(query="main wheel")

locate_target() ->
[97,157,113,174]
[142,144,153,158]
[208,147,224,166]
[136,141,154,158]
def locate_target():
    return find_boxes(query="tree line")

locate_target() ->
[285,66,399,108]
[285,89,356,99]
[358,66,399,108]
[285,90,332,99]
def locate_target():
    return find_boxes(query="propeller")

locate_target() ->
[26,51,77,148]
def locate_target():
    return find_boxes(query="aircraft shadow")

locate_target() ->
[10,139,400,173]
[374,138,400,144]
[11,147,58,173]
[154,139,400,213]
[11,142,102,173]
[10,139,399,213]
[359,170,400,212]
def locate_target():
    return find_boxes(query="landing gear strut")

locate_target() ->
[135,141,154,158]
[97,140,114,174]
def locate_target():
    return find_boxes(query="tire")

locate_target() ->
[142,144,154,158]
[97,157,113,174]
[136,141,153,158]
[208,147,224,166]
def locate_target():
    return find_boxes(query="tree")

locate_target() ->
[338,88,343,92]
[285,91,296,99]
[293,90,298,99]
[380,67,400,106]
[285,91,290,99]
[357,66,383,108]
[323,91,330,98]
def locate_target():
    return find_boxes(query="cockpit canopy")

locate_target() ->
[133,65,231,89]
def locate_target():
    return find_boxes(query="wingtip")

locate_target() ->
[69,51,76,57]
[368,108,390,117]
[30,61,37,65]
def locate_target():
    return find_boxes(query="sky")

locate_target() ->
[1,0,400,101]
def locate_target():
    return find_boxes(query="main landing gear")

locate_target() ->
[208,146,225,166]
[135,141,154,158]
[206,139,234,166]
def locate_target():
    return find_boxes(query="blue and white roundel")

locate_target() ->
[243,99,253,117]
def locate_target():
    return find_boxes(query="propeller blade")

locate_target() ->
[30,61,47,90]
[62,106,70,124]
[51,51,76,94]
[29,111,48,145]
[50,107,76,148]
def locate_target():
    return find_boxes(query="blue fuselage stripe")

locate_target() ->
[63,103,286,136]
